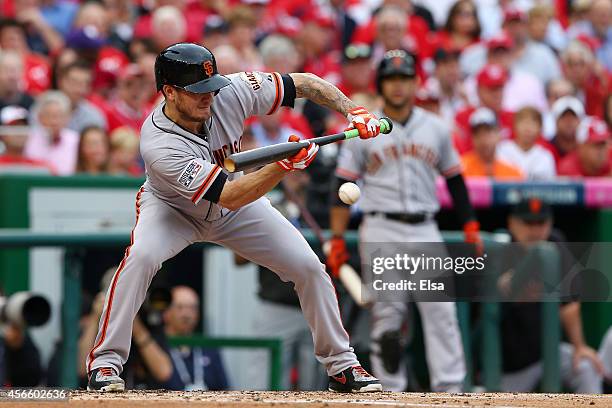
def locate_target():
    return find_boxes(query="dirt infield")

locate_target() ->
[3,391,611,408]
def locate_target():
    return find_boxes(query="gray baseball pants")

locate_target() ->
[359,214,466,392]
[86,189,358,377]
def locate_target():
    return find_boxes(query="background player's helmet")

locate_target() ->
[155,43,231,94]
[376,49,417,93]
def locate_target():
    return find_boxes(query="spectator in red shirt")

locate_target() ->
[0,51,34,111]
[337,43,375,99]
[558,116,611,177]
[102,64,149,132]
[561,40,611,119]
[454,63,514,154]
[76,126,109,175]
[430,0,481,53]
[0,105,50,174]
[351,0,430,59]
[0,19,51,95]
[150,6,187,53]
[297,8,341,86]
[544,96,585,166]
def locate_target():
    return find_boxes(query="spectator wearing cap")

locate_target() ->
[543,96,585,165]
[102,64,150,132]
[460,107,524,180]
[184,0,225,44]
[338,43,375,99]
[463,31,547,113]
[201,16,229,51]
[542,78,577,140]
[24,91,79,175]
[0,19,52,96]
[460,5,561,85]
[56,61,108,134]
[415,81,441,116]
[226,6,263,72]
[0,51,33,111]
[499,197,604,393]
[0,105,50,174]
[567,0,612,71]
[558,116,611,177]
[454,64,514,153]
[65,2,111,62]
[425,47,467,124]
[561,41,611,119]
[297,8,341,86]
[497,106,556,180]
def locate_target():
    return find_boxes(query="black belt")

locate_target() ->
[367,212,431,224]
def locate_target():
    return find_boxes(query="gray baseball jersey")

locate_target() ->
[336,107,461,214]
[335,107,466,391]
[87,72,360,379]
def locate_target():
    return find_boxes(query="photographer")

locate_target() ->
[0,322,43,386]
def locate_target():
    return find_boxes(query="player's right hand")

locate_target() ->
[326,236,350,278]
[277,135,319,171]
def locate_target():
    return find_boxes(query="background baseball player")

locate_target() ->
[86,42,383,393]
[328,50,482,392]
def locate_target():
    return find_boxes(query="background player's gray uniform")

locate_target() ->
[336,107,466,392]
[86,71,359,379]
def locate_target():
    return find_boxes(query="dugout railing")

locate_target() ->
[0,229,561,391]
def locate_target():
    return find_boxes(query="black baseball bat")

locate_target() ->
[224,117,393,172]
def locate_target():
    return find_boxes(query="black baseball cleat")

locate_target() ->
[328,365,383,393]
[87,367,125,392]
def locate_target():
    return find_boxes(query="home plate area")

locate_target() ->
[12,391,612,408]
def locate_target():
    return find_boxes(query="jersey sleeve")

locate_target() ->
[150,154,228,205]
[335,140,366,180]
[437,124,462,178]
[228,71,295,118]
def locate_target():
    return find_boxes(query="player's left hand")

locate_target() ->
[464,220,484,257]
[277,135,319,171]
[347,106,380,139]
[573,345,605,375]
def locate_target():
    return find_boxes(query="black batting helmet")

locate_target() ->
[155,43,231,94]
[376,49,417,93]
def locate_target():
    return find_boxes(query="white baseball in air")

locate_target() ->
[339,182,361,205]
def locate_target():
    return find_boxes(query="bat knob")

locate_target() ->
[379,117,393,134]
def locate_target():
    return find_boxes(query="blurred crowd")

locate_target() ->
[0,0,609,179]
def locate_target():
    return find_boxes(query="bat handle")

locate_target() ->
[343,117,393,141]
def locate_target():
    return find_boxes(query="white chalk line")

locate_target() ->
[260,398,526,408]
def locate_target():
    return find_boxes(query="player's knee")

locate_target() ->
[374,330,404,374]
[127,245,163,272]
[289,253,325,286]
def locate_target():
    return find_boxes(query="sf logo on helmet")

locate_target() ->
[203,61,214,76]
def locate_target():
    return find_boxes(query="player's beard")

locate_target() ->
[383,94,413,110]
[175,95,212,123]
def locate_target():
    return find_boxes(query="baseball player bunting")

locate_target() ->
[86,43,382,393]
